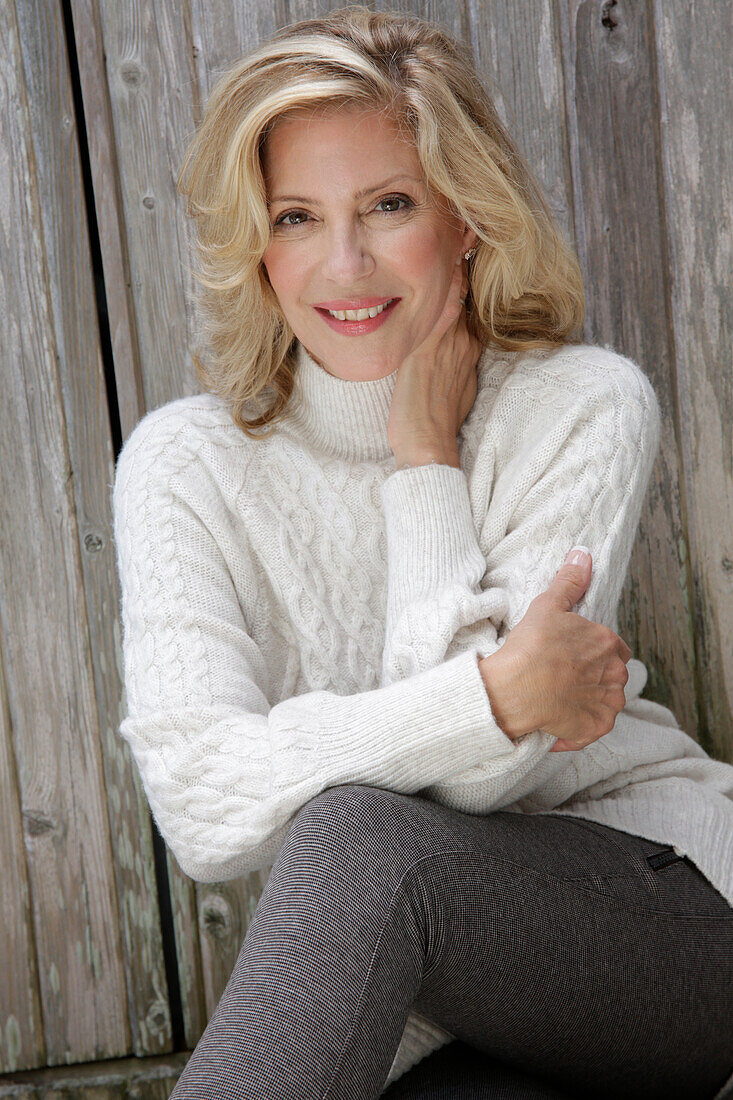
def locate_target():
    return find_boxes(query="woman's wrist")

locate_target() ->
[393,447,461,470]
[478,653,527,741]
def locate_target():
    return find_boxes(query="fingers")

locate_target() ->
[452,256,466,311]
[458,254,469,303]
[422,263,463,347]
[425,262,468,349]
[450,255,468,310]
[599,657,630,687]
[457,257,469,315]
[600,624,632,665]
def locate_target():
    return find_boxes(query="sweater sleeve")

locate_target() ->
[378,354,661,809]
[111,423,518,884]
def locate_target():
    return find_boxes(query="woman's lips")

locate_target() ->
[314,298,400,335]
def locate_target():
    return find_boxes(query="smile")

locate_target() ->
[314,298,400,334]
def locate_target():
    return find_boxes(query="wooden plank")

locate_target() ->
[93,0,210,1048]
[464,1,576,286]
[60,0,174,1058]
[69,0,146,442]
[0,1052,188,1099]
[0,648,44,1072]
[651,1,733,761]
[0,0,127,1068]
[95,0,201,413]
[557,1,698,738]
[189,0,282,95]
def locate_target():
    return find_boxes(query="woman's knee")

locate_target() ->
[273,784,451,889]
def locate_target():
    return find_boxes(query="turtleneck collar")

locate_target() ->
[283,340,397,463]
[284,338,500,464]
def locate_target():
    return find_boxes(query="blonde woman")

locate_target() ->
[112,7,733,1098]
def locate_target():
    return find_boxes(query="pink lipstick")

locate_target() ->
[313,297,400,335]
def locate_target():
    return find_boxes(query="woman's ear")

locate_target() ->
[461,227,479,254]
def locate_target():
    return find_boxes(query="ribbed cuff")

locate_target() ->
[380,463,487,606]
[322,648,517,792]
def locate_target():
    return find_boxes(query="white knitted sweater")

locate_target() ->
[112,339,733,1092]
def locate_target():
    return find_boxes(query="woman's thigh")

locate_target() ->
[384,795,733,1099]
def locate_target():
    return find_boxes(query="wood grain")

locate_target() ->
[652,0,733,760]
[1,0,729,1087]
[0,0,126,1069]
[557,0,699,740]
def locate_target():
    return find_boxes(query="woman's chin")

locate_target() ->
[304,342,401,381]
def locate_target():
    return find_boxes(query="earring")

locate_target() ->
[464,246,477,260]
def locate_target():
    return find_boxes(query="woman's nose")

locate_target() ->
[320,230,376,284]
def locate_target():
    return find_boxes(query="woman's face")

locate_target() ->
[261,103,477,380]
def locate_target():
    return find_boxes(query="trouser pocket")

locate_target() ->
[645,846,686,871]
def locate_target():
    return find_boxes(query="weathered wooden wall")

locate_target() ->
[1,0,730,1093]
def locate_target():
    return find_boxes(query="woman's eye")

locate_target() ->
[375,194,412,214]
[274,210,308,228]
[273,194,413,229]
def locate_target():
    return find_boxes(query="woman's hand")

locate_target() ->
[387,256,483,466]
[479,553,633,752]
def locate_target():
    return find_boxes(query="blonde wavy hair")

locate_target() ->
[177,4,585,439]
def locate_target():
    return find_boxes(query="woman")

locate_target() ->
[111,7,733,1098]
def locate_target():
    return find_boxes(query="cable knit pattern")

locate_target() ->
[111,338,733,1094]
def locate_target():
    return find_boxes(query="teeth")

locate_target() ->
[326,300,394,321]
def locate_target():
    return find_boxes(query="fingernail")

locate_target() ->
[565,545,591,565]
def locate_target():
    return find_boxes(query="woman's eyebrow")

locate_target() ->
[268,174,425,205]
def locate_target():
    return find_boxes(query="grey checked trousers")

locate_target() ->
[169,783,733,1099]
